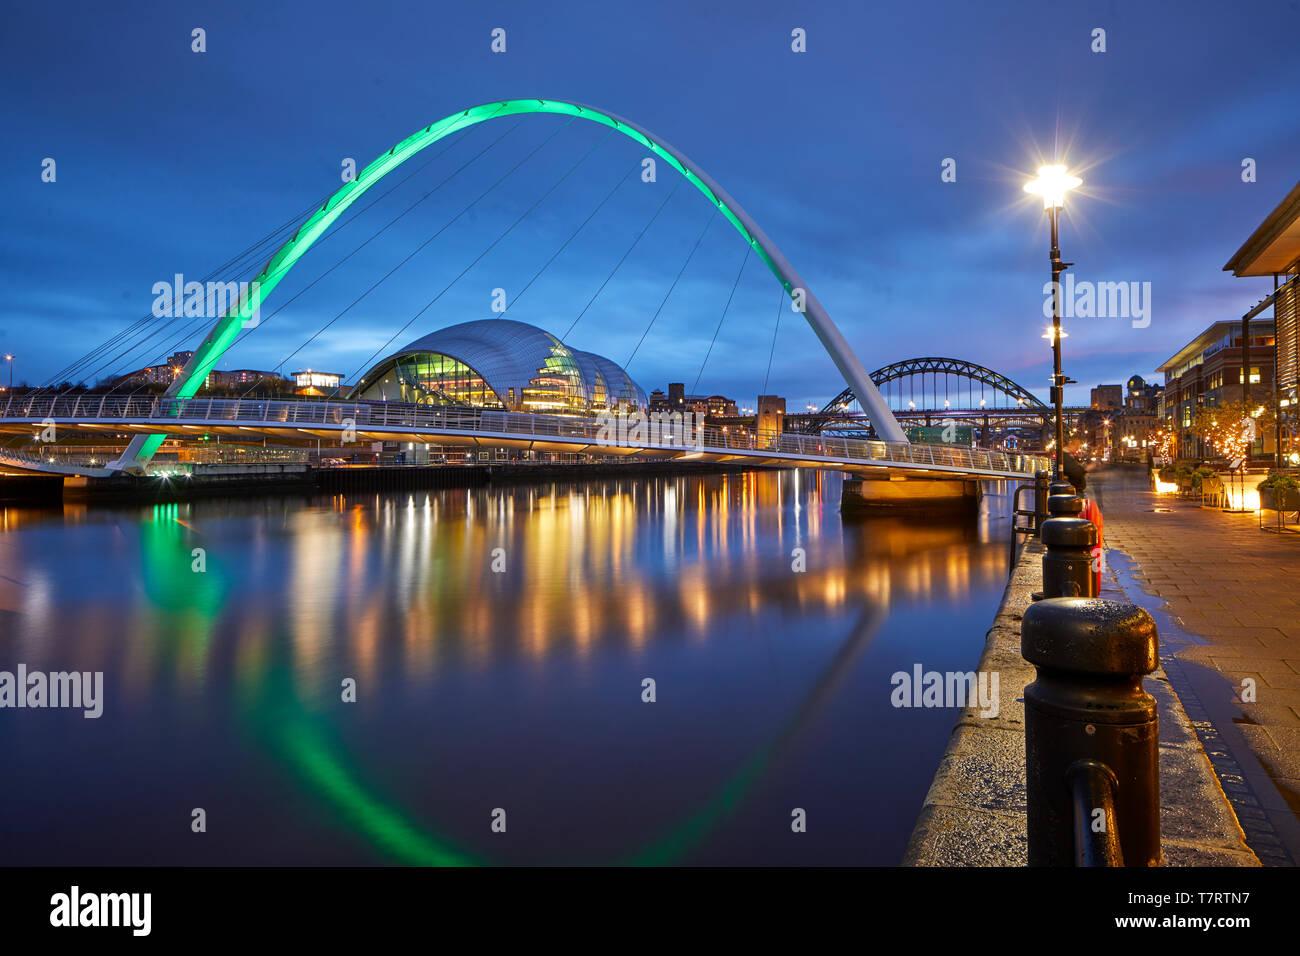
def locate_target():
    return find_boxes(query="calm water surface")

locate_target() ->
[0,470,1013,865]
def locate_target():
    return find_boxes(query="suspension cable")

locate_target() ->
[561,178,682,342]
[494,155,642,323]
[762,284,784,395]
[624,210,716,370]
[691,244,751,396]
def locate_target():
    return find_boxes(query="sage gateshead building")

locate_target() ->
[349,319,647,415]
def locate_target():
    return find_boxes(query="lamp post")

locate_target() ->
[3,354,12,392]
[1025,165,1082,480]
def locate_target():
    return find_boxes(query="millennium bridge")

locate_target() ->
[3,98,1060,489]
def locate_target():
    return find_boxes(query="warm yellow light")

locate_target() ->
[1025,164,1082,209]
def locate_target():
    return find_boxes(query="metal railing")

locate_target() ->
[0,395,1052,477]
[1008,472,1050,572]
[173,446,310,465]
[1068,760,1123,866]
[0,445,109,469]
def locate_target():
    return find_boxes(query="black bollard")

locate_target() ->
[1040,494,1097,598]
[1048,490,1083,517]
[1021,597,1160,867]
[1049,479,1076,500]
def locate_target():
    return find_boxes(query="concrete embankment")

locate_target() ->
[3,460,763,503]
[903,534,1260,866]
[0,474,63,501]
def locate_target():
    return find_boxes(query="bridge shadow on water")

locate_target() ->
[0,470,1018,865]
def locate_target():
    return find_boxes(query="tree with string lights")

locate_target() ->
[1191,399,1275,462]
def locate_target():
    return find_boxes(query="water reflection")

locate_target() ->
[0,470,1014,865]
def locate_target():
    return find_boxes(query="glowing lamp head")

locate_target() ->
[1024,164,1082,209]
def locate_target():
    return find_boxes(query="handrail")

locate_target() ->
[1068,759,1123,866]
[1009,481,1039,572]
[0,396,1053,477]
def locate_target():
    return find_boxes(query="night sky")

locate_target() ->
[3,0,1300,409]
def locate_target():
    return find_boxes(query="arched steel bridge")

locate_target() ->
[782,357,1058,436]
[822,357,1048,416]
[108,97,906,473]
[6,105,1059,483]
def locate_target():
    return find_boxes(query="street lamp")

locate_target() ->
[1025,164,1082,480]
[3,354,12,392]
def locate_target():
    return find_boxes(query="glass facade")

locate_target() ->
[351,319,646,414]
[520,344,587,412]
[385,353,498,406]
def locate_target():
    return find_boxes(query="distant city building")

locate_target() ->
[1090,384,1123,411]
[1125,374,1163,412]
[1109,375,1163,460]
[207,369,289,391]
[1156,319,1276,460]
[698,395,738,418]
[116,351,195,388]
[646,381,737,419]
[1079,376,1167,461]
[115,352,290,393]
[293,370,344,397]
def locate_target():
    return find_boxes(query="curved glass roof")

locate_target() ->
[351,318,647,412]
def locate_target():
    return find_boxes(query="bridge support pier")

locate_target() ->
[841,474,981,517]
[108,432,154,474]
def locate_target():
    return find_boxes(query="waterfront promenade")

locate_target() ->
[907,465,1300,866]
[904,532,1259,866]
[1092,467,1300,866]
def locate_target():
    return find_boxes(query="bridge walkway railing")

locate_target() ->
[0,395,1051,477]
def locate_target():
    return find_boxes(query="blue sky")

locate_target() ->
[3,0,1300,409]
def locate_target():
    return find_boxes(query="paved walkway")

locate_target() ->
[1091,466,1300,865]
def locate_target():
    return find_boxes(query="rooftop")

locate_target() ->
[1223,179,1300,277]
[1156,318,1274,374]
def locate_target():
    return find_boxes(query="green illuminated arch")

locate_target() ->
[113,99,904,470]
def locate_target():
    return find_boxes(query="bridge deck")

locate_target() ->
[0,396,1051,480]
